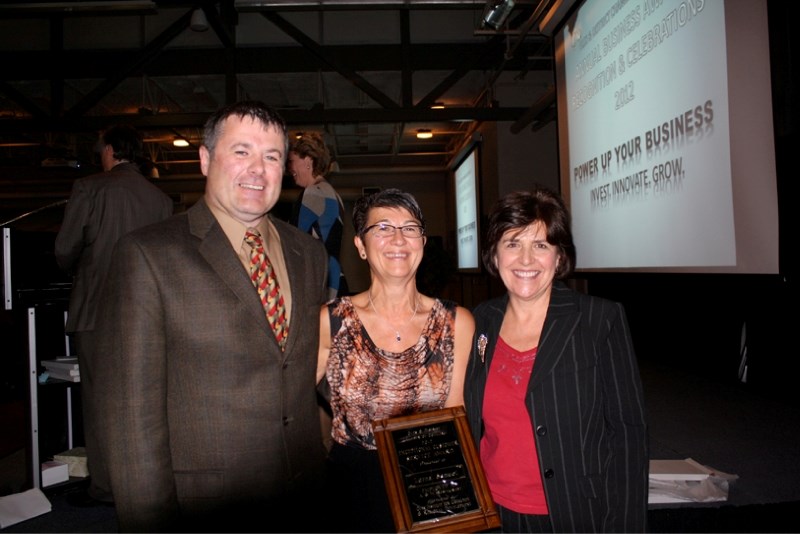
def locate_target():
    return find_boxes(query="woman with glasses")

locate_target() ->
[316,188,474,532]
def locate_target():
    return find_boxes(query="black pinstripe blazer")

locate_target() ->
[465,281,649,533]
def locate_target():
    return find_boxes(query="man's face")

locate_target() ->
[200,115,286,227]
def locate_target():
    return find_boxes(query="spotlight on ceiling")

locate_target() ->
[482,0,515,30]
[190,8,209,32]
[173,138,190,147]
[416,129,433,140]
[430,102,445,109]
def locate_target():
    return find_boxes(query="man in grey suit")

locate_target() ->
[93,101,330,532]
[55,124,173,506]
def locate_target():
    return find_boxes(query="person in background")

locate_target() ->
[464,187,649,533]
[54,123,173,507]
[287,131,349,452]
[316,188,474,532]
[93,101,329,532]
[288,131,348,299]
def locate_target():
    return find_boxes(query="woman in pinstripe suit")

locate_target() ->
[464,188,649,533]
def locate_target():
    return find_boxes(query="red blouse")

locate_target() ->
[480,336,549,515]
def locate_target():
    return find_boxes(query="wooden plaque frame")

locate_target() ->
[372,406,501,533]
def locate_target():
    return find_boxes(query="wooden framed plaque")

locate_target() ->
[372,406,501,533]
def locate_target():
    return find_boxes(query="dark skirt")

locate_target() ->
[326,442,396,533]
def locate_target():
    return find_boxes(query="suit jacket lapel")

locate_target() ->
[272,215,315,359]
[272,215,299,320]
[188,199,272,334]
[529,282,581,391]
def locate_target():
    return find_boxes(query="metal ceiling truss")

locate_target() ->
[0,0,558,178]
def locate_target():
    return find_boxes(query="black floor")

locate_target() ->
[2,357,800,533]
[641,359,800,533]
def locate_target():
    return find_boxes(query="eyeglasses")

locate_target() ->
[363,223,425,239]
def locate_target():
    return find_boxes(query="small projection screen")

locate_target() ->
[452,145,481,272]
[554,0,779,273]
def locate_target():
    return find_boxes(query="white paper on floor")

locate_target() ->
[0,488,52,528]
[648,458,739,504]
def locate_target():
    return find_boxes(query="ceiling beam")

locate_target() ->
[0,106,530,134]
[0,43,547,81]
[64,8,195,119]
[259,11,401,109]
[510,84,554,133]
[0,1,157,16]
[202,1,235,48]
[400,9,413,109]
[234,0,484,11]
[415,35,506,109]
[0,81,48,120]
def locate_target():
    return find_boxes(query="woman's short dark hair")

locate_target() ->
[202,100,288,159]
[353,188,426,236]
[482,187,576,279]
[290,131,332,178]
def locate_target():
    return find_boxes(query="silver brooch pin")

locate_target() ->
[477,334,488,363]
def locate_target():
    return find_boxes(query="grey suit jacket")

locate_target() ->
[465,282,649,533]
[54,162,173,332]
[94,199,329,532]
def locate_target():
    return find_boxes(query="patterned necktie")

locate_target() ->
[244,228,288,350]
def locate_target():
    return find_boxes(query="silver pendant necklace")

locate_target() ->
[368,291,419,342]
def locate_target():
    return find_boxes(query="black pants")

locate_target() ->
[496,503,552,533]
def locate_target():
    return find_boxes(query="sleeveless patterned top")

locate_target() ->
[326,296,457,450]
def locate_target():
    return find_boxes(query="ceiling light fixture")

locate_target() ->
[173,138,190,147]
[190,8,209,32]
[430,102,445,109]
[482,0,515,30]
[416,129,433,140]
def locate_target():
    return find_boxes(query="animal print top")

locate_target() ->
[326,296,457,450]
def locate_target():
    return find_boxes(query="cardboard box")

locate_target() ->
[53,447,89,478]
[41,461,69,487]
[650,458,713,481]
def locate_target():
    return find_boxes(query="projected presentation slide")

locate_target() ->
[455,149,480,271]
[555,0,778,273]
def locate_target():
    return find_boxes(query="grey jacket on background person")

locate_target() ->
[55,161,173,333]
[54,156,173,504]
